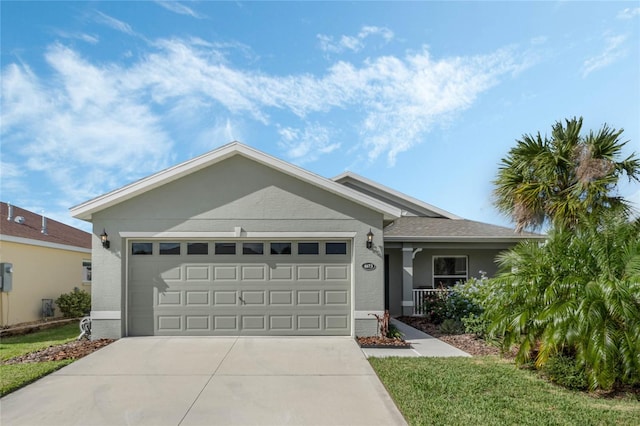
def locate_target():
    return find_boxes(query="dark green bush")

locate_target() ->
[542,354,588,390]
[440,319,464,335]
[461,314,490,338]
[387,323,403,339]
[55,288,91,318]
[418,293,448,324]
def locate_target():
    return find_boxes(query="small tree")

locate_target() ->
[494,117,639,232]
[56,288,91,318]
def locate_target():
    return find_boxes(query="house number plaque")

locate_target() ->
[362,262,376,271]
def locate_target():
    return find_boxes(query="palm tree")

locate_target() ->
[483,212,640,390]
[494,117,639,232]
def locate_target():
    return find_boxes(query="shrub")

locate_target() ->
[387,323,403,339]
[439,319,464,335]
[418,293,448,324]
[462,314,490,338]
[445,284,483,321]
[542,354,588,390]
[55,288,91,318]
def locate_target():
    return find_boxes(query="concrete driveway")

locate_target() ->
[1,337,406,426]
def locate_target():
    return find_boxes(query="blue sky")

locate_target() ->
[2,1,639,232]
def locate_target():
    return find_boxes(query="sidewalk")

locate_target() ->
[361,318,471,358]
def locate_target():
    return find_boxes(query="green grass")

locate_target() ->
[369,356,640,426]
[0,322,79,396]
[1,360,73,396]
[0,322,79,361]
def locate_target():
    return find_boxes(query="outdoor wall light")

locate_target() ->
[366,229,374,249]
[100,229,110,249]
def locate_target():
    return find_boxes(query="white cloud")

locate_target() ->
[94,11,137,36]
[318,25,394,53]
[155,1,204,19]
[53,30,99,44]
[617,7,640,19]
[1,35,532,210]
[582,34,628,77]
[278,124,340,163]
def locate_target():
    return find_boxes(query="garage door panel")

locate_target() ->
[158,291,181,306]
[269,265,293,280]
[214,291,238,305]
[214,266,238,280]
[269,290,294,305]
[185,265,210,281]
[241,265,266,280]
[186,291,210,305]
[297,265,321,280]
[297,290,321,305]
[128,240,351,336]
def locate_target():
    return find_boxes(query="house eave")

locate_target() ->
[383,235,547,243]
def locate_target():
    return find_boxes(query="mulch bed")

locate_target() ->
[2,339,115,365]
[397,316,511,357]
[357,336,412,348]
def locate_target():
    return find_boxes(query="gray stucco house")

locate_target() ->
[71,142,542,339]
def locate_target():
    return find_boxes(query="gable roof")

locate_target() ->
[0,202,91,250]
[383,216,545,242]
[332,172,461,219]
[70,142,402,221]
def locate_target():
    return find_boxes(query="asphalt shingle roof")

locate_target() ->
[383,216,544,240]
[0,202,91,249]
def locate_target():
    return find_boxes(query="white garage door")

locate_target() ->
[127,240,351,336]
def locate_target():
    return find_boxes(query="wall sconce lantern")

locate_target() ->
[366,229,374,249]
[100,229,110,249]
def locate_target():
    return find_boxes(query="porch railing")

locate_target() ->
[412,288,449,316]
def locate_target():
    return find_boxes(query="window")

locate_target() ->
[82,260,92,283]
[132,242,153,255]
[159,242,181,255]
[270,242,291,255]
[298,242,319,255]
[243,242,264,255]
[433,256,467,288]
[326,242,347,255]
[187,242,208,255]
[215,242,236,255]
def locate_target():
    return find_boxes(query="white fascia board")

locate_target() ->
[0,234,92,254]
[71,142,401,221]
[333,171,461,220]
[383,235,547,243]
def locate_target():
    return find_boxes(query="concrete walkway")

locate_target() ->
[1,337,406,426]
[361,318,471,358]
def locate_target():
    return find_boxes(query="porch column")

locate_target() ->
[402,244,414,316]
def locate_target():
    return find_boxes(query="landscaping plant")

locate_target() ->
[481,212,640,390]
[55,288,91,318]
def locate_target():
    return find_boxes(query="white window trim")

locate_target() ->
[82,259,92,284]
[432,255,468,288]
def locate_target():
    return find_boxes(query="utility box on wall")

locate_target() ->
[1,263,13,292]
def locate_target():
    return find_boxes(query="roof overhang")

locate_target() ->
[332,171,461,219]
[383,235,547,243]
[71,142,402,222]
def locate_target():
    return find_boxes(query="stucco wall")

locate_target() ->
[89,155,385,339]
[385,243,517,316]
[0,240,91,326]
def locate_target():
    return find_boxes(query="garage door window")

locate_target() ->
[298,242,319,255]
[270,242,291,255]
[159,242,181,255]
[326,242,347,255]
[215,242,236,255]
[187,242,208,255]
[132,242,153,255]
[243,242,264,255]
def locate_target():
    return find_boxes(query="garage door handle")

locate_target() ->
[238,296,245,305]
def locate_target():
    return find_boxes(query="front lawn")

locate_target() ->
[370,356,639,426]
[0,322,79,396]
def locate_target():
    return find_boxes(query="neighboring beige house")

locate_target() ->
[0,202,91,326]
